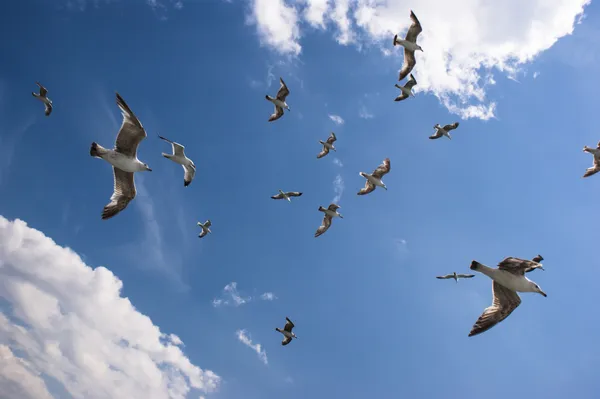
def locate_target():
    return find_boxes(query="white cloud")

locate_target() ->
[533,71,540,79]
[247,0,591,120]
[0,216,220,399]
[328,114,345,125]
[332,158,343,167]
[0,345,53,399]
[358,104,374,119]
[332,174,345,203]
[235,330,268,365]
[212,282,276,307]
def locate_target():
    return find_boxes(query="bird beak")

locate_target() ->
[540,291,547,297]
[539,267,545,271]
[383,186,388,190]
[147,168,153,172]
[339,214,344,218]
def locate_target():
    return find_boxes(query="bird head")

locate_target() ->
[417,45,424,52]
[144,163,152,172]
[532,282,547,297]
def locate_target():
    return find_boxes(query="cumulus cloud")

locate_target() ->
[235,330,268,365]
[247,0,590,119]
[0,345,53,399]
[332,174,345,203]
[212,282,276,307]
[328,114,345,125]
[0,216,220,399]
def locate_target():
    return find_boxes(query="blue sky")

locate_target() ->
[1,0,600,398]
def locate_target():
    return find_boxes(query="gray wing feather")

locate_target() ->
[114,93,147,157]
[102,167,136,220]
[469,281,521,337]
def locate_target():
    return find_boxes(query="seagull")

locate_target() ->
[582,140,600,178]
[394,74,417,102]
[430,122,460,140]
[157,134,196,187]
[393,10,423,81]
[315,203,343,238]
[266,77,291,122]
[275,317,297,346]
[468,257,547,337]
[357,158,391,195]
[271,190,303,202]
[526,255,545,273]
[197,220,212,238]
[317,132,337,159]
[436,272,475,283]
[90,93,152,220]
[32,82,53,116]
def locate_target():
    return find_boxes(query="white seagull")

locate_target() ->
[436,272,475,283]
[394,74,417,102]
[393,10,423,81]
[275,317,297,346]
[317,132,337,159]
[582,140,600,178]
[430,122,460,140]
[315,203,343,238]
[32,82,53,116]
[468,257,547,337]
[266,77,291,122]
[157,134,196,187]
[271,190,303,202]
[197,220,212,238]
[357,158,391,195]
[90,93,152,220]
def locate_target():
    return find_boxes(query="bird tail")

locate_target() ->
[265,95,273,101]
[318,206,326,212]
[470,261,482,271]
[162,152,172,159]
[32,92,39,98]
[394,84,402,89]
[393,34,398,46]
[90,142,107,158]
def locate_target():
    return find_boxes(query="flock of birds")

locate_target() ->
[28,9,599,342]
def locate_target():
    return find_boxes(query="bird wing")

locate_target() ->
[317,146,330,158]
[497,257,537,276]
[371,158,391,179]
[114,93,147,157]
[436,275,453,279]
[398,49,416,81]
[394,92,409,102]
[468,281,521,337]
[271,193,284,200]
[442,122,460,132]
[205,220,211,228]
[268,105,284,122]
[404,10,423,43]
[199,229,208,238]
[36,82,48,97]
[429,130,443,139]
[327,203,340,211]
[457,274,475,279]
[102,167,136,220]
[405,74,418,89]
[583,164,600,178]
[183,164,195,187]
[327,132,337,144]
[287,192,303,197]
[315,214,333,237]
[45,102,53,116]
[284,317,295,331]
[158,134,186,157]
[531,255,544,263]
[357,179,376,195]
[276,78,290,101]
[282,336,293,346]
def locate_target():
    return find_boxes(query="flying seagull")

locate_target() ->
[266,77,291,122]
[275,317,297,346]
[315,203,343,238]
[436,272,475,283]
[32,82,53,116]
[271,190,303,202]
[197,220,212,238]
[157,134,196,187]
[90,93,152,220]
[357,158,391,195]
[468,257,547,337]
[394,74,417,102]
[582,140,600,178]
[393,10,423,81]
[317,132,337,159]
[430,122,460,140]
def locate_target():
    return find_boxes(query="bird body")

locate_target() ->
[275,317,297,346]
[32,82,53,116]
[157,134,196,186]
[197,220,212,238]
[266,78,291,122]
[582,140,600,178]
[90,143,149,173]
[358,158,391,195]
[430,122,460,140]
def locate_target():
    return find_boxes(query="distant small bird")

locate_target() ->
[271,190,303,202]
[582,140,600,178]
[357,158,391,195]
[468,257,547,337]
[32,82,53,116]
[315,203,343,238]
[436,272,475,283]
[90,93,152,220]
[197,220,212,238]
[393,10,423,81]
[430,122,460,140]
[266,77,291,122]
[157,134,196,187]
[317,132,337,159]
[275,317,297,346]
[394,74,417,102]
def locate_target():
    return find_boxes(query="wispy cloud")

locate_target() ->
[358,105,374,119]
[533,71,540,79]
[328,114,344,125]
[332,174,345,204]
[332,158,343,167]
[0,108,36,188]
[212,282,276,307]
[236,329,268,365]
